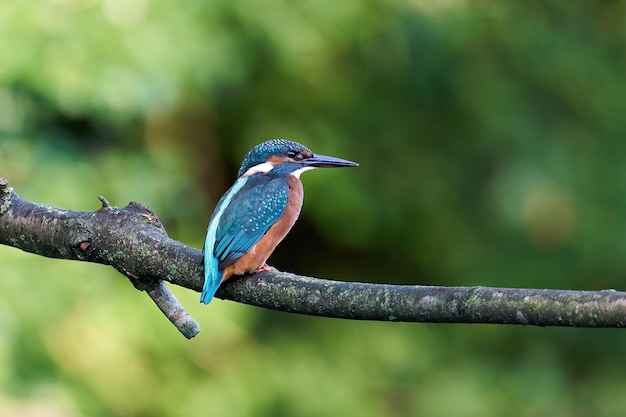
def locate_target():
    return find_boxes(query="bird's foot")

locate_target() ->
[255,263,278,273]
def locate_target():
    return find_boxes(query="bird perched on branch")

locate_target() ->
[201,139,358,304]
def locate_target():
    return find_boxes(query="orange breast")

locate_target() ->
[221,176,304,282]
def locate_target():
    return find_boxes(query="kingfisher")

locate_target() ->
[201,139,358,304]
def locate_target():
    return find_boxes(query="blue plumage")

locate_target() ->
[214,174,289,269]
[201,139,358,304]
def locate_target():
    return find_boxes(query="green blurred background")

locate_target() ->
[1,1,626,416]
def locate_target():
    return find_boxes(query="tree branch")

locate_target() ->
[1,177,625,339]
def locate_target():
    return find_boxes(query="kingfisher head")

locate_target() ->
[237,139,358,178]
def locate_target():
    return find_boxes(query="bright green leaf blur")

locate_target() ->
[2,1,626,416]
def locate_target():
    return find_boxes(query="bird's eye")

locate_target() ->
[287,151,303,161]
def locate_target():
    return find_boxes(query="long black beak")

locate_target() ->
[303,153,359,168]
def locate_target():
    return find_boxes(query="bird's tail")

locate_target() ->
[200,284,219,304]
[201,251,222,304]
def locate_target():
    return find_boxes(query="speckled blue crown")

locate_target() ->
[237,139,311,177]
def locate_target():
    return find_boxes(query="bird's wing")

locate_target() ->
[214,175,289,269]
[201,175,289,304]
[202,176,250,304]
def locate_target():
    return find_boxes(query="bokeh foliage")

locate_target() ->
[2,0,626,416]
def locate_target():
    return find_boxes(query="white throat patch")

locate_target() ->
[291,166,315,178]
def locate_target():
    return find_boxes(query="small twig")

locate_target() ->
[98,195,111,208]
[137,279,200,339]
